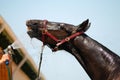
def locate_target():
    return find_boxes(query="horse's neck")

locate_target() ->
[67,34,120,80]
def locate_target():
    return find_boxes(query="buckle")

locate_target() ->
[42,29,48,34]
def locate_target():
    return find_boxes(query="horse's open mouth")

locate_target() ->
[27,27,36,38]
[27,26,32,32]
[27,31,34,39]
[27,26,42,40]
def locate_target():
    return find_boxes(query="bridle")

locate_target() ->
[41,20,84,51]
[37,20,84,79]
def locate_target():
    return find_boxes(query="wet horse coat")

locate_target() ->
[26,19,120,80]
[73,34,120,80]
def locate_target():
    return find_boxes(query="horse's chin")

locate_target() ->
[27,31,41,40]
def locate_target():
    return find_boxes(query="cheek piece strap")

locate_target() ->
[41,20,84,51]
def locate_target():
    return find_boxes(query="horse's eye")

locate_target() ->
[60,24,65,29]
[60,23,64,26]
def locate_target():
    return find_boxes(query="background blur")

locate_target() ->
[0,0,120,80]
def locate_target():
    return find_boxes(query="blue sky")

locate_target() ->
[0,0,120,80]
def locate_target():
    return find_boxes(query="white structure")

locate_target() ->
[0,16,45,80]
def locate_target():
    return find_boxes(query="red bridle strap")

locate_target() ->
[45,31,60,42]
[42,20,84,51]
[56,31,84,47]
[42,20,60,44]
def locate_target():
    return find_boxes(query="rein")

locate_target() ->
[41,20,84,51]
[37,20,84,79]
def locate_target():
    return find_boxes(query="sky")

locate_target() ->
[0,0,120,80]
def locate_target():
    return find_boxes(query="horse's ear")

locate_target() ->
[77,19,90,32]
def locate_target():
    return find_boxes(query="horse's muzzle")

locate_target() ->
[27,30,38,39]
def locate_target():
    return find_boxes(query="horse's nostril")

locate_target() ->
[33,23,38,25]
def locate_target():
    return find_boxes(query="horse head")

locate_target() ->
[26,19,120,80]
[26,19,90,50]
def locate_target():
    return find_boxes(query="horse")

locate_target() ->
[26,19,120,80]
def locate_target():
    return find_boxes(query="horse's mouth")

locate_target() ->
[27,26,32,32]
[27,27,36,38]
[27,28,34,38]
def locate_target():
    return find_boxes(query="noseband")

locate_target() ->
[41,20,84,51]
